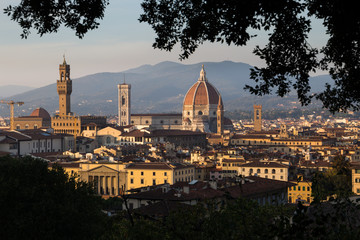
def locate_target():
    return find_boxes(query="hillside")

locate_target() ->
[0,61,331,117]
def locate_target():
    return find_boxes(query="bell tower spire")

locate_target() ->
[57,56,72,115]
[217,94,224,135]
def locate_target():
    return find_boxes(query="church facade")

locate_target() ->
[123,65,232,133]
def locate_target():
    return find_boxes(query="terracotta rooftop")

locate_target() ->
[30,107,51,120]
[150,129,206,136]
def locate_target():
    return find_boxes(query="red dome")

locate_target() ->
[183,65,220,106]
[30,107,51,119]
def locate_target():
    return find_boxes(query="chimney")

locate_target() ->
[183,186,190,194]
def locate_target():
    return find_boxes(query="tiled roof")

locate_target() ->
[150,129,206,136]
[121,130,150,137]
[183,80,220,105]
[126,162,173,170]
[0,131,31,141]
[239,161,288,168]
[226,176,295,198]
[131,113,182,117]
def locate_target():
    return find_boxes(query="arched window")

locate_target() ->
[249,169,253,174]
[265,169,268,174]
[257,169,261,174]
[272,169,276,174]
[198,111,203,115]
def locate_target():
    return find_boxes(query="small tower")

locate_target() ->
[280,124,288,138]
[253,105,262,132]
[57,56,72,115]
[118,81,131,126]
[217,95,224,135]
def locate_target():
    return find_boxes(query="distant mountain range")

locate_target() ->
[0,61,331,118]
[0,85,34,98]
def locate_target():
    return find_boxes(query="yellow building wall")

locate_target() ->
[127,168,174,189]
[352,168,360,195]
[288,181,313,205]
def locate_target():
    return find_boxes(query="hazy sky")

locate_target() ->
[0,1,328,88]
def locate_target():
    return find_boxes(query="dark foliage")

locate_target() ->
[3,0,109,39]
[311,155,352,202]
[139,0,360,113]
[4,0,360,112]
[0,156,106,240]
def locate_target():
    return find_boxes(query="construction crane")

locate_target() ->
[0,100,24,130]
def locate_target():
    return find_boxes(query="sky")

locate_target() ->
[0,1,328,88]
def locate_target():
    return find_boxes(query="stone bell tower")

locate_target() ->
[118,82,131,126]
[217,95,224,135]
[254,105,262,132]
[57,56,72,116]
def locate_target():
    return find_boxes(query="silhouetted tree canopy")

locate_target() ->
[0,156,106,239]
[4,0,360,112]
[311,155,352,202]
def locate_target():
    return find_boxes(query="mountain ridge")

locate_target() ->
[0,61,331,118]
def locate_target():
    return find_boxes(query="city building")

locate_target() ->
[126,162,195,190]
[79,162,128,196]
[13,107,51,130]
[238,160,289,181]
[51,57,81,135]
[288,174,313,205]
[127,65,232,133]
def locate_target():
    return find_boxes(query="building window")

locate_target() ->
[130,179,134,184]
[265,169,268,174]
[198,111,203,115]
[257,169,261,174]
[272,169,276,174]
[153,179,156,185]
[141,171,144,176]
[153,172,156,176]
[130,171,133,175]
[164,179,167,183]
[141,179,144,184]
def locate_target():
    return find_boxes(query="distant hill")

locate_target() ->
[0,61,332,117]
[0,85,34,98]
